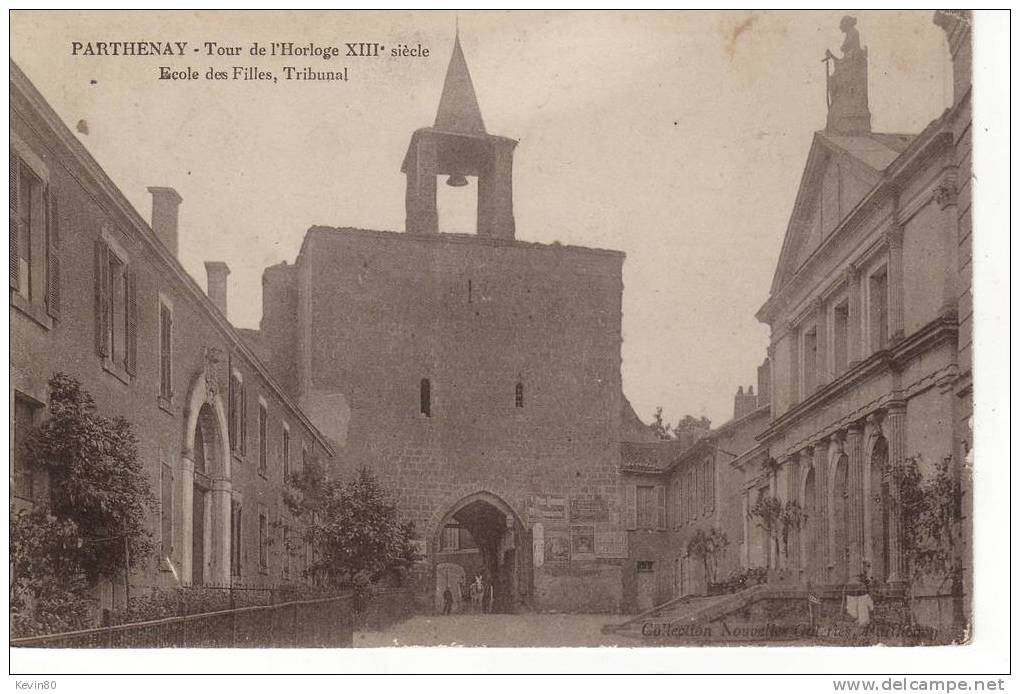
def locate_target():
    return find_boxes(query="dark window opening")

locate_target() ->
[833,301,849,373]
[159,303,173,400]
[637,561,655,573]
[515,380,524,408]
[420,378,431,417]
[467,279,473,303]
[230,500,242,577]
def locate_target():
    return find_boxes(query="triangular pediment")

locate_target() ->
[768,132,894,295]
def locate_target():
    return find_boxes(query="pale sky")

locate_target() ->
[10,10,953,427]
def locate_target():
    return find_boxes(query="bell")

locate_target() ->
[446,173,468,187]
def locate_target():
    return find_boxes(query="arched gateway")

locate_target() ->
[431,492,529,614]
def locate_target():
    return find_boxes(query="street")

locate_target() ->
[354,614,631,648]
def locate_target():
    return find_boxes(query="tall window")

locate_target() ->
[230,500,242,577]
[257,400,268,476]
[11,150,60,319]
[833,300,849,373]
[93,237,136,375]
[12,395,40,501]
[160,459,173,559]
[803,327,818,394]
[228,370,246,455]
[636,485,656,529]
[158,300,173,401]
[869,267,889,353]
[282,424,291,480]
[258,507,269,573]
[441,525,460,551]
[11,157,39,300]
[420,378,431,417]
[515,380,524,409]
[282,525,291,578]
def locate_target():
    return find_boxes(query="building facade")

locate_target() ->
[744,13,972,631]
[10,62,333,609]
[256,36,630,613]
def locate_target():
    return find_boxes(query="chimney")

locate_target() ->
[204,261,231,317]
[147,187,182,255]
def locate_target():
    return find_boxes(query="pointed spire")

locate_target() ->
[434,30,487,134]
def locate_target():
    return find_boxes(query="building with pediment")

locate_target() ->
[734,12,972,633]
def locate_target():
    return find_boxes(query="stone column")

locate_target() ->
[813,439,830,584]
[846,422,866,582]
[815,297,829,387]
[768,465,779,569]
[846,264,862,365]
[741,492,750,568]
[826,435,843,583]
[797,448,811,579]
[884,403,907,583]
[863,413,883,570]
[211,478,233,585]
[180,455,195,585]
[886,225,905,342]
[785,454,800,572]
[788,322,800,406]
[935,171,960,314]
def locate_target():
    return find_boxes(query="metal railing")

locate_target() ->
[11,589,416,648]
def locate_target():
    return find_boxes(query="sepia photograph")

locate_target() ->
[6,7,1011,682]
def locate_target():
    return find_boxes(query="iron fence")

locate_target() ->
[10,589,415,648]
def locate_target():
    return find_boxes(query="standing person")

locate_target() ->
[442,585,453,616]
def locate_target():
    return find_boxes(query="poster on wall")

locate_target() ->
[532,523,545,568]
[528,494,568,523]
[544,528,570,562]
[569,525,596,560]
[570,496,609,524]
[594,524,627,558]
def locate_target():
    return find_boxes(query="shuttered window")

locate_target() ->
[636,485,656,530]
[160,459,174,558]
[93,236,136,375]
[159,301,173,399]
[257,401,268,476]
[228,367,246,455]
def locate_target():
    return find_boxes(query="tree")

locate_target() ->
[24,374,156,583]
[890,454,964,627]
[285,464,419,591]
[686,527,729,586]
[748,495,783,568]
[649,407,672,440]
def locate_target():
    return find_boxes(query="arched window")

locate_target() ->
[515,380,524,409]
[420,378,431,417]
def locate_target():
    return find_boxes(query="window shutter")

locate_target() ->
[227,358,236,450]
[240,380,247,455]
[46,192,61,320]
[9,156,19,290]
[656,485,666,530]
[625,484,637,531]
[125,268,138,375]
[94,238,110,357]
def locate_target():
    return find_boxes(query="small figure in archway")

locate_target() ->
[442,585,453,615]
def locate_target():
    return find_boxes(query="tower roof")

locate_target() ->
[434,33,487,134]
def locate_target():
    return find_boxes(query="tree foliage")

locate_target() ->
[890,454,964,601]
[285,464,419,590]
[24,373,157,581]
[685,527,729,585]
[747,494,807,567]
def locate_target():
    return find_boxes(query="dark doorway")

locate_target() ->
[434,494,524,614]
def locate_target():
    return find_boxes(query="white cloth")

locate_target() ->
[846,594,874,626]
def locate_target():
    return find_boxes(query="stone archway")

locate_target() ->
[829,453,850,585]
[867,436,890,583]
[431,491,527,614]
[181,362,232,586]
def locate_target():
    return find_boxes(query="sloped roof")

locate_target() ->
[765,129,917,298]
[434,33,486,135]
[817,131,915,172]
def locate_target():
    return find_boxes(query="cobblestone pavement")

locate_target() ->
[354,614,632,648]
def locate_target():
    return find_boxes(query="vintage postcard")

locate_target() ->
[7,8,1010,681]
